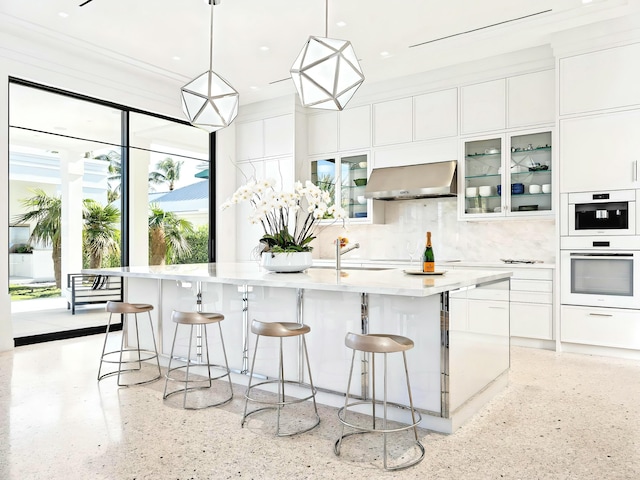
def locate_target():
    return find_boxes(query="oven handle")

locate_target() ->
[569,252,634,258]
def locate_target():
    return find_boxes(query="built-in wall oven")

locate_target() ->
[567,190,636,236]
[560,237,640,309]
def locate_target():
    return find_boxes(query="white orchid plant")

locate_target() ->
[221,178,347,253]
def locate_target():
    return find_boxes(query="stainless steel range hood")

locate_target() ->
[364,160,457,200]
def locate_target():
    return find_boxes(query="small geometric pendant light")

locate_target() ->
[290,0,364,111]
[181,0,239,132]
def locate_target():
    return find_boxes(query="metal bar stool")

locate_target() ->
[241,319,320,436]
[163,311,233,410]
[98,301,161,386]
[334,332,425,471]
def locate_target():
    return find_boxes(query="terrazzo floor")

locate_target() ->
[1,335,639,479]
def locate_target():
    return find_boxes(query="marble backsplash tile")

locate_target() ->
[313,197,556,264]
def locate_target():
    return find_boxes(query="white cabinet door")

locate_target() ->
[235,161,265,261]
[264,157,294,192]
[236,120,264,161]
[373,139,457,169]
[560,109,640,193]
[461,79,506,135]
[560,43,640,115]
[264,114,293,157]
[507,70,554,128]
[339,105,371,151]
[414,88,458,141]
[373,97,412,146]
[308,111,338,155]
[561,305,640,350]
[511,303,553,340]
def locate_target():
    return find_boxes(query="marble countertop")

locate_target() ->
[83,263,512,297]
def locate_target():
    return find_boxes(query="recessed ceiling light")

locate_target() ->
[336,21,347,27]
[259,46,270,52]
[58,12,69,18]
[249,86,259,90]
[172,56,181,61]
[380,51,390,57]
[582,0,593,3]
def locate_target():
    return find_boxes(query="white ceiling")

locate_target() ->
[2,0,639,152]
[2,0,638,106]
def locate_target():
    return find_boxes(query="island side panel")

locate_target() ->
[126,277,162,354]
[243,285,300,381]
[448,279,510,413]
[301,289,362,396]
[368,294,443,414]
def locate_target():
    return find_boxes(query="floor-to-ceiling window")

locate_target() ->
[8,80,211,344]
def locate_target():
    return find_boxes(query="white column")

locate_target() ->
[0,71,12,351]
[129,146,151,266]
[60,150,85,285]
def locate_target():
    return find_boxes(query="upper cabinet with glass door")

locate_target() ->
[460,129,552,219]
[310,153,372,222]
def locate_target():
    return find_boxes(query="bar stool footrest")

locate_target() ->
[244,379,317,406]
[100,348,159,364]
[336,399,423,433]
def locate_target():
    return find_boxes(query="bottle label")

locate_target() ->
[423,261,435,273]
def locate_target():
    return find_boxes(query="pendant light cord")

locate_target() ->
[325,0,328,37]
[209,0,215,72]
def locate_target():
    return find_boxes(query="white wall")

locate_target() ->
[313,199,556,264]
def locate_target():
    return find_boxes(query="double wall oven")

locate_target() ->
[561,189,640,309]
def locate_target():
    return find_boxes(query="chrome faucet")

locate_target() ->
[336,240,360,271]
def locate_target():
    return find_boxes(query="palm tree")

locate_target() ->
[12,189,63,287]
[149,157,183,191]
[83,199,121,268]
[92,150,122,202]
[148,204,194,265]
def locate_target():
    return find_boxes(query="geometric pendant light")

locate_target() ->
[290,0,364,111]
[181,0,239,132]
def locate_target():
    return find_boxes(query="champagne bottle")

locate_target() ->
[423,231,435,273]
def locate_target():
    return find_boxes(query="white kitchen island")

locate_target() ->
[84,263,512,433]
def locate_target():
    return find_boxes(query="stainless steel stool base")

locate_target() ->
[334,332,425,471]
[334,400,425,471]
[97,348,162,386]
[242,378,320,437]
[162,313,234,410]
[241,320,320,437]
[97,304,161,387]
[163,363,233,410]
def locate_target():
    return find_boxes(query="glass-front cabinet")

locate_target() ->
[460,129,553,219]
[310,152,371,222]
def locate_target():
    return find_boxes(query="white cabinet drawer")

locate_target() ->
[511,279,552,293]
[561,305,640,350]
[511,303,552,340]
[510,291,552,304]
[467,300,510,336]
[511,268,552,281]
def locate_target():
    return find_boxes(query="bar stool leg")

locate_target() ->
[276,337,284,436]
[147,311,162,379]
[97,312,115,381]
[241,334,261,426]
[163,322,180,400]
[335,348,357,456]
[403,351,420,442]
[302,336,319,416]
[218,322,234,395]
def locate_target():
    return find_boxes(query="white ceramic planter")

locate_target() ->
[261,252,313,273]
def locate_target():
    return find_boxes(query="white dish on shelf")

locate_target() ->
[478,185,492,197]
[356,195,366,204]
